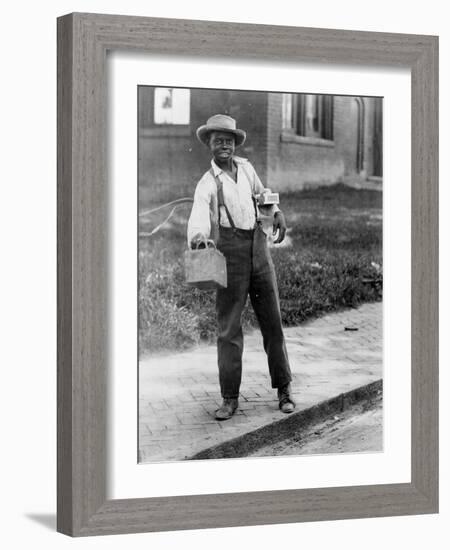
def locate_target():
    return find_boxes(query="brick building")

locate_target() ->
[138,87,382,206]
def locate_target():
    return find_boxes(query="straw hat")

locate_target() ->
[196,114,246,147]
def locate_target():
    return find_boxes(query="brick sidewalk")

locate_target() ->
[139,302,382,462]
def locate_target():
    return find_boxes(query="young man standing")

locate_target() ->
[187,114,295,420]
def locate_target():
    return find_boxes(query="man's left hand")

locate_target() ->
[272,211,287,243]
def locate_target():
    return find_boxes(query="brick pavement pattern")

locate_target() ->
[139,302,382,462]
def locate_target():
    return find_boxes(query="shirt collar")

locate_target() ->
[210,156,248,176]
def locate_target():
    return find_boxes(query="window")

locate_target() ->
[282,93,334,141]
[153,88,190,125]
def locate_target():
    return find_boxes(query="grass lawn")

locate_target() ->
[139,184,382,356]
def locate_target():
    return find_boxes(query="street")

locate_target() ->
[249,394,383,457]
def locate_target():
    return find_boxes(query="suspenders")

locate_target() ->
[209,165,259,231]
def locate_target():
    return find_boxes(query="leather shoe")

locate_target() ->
[215,398,238,420]
[277,383,295,414]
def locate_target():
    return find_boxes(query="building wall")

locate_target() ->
[266,94,382,193]
[138,87,268,206]
[334,96,360,178]
[334,96,382,182]
[363,97,383,179]
[266,93,344,193]
[139,88,382,206]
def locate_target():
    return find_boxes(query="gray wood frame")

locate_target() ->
[57,12,439,537]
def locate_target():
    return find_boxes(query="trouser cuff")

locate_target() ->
[272,376,292,389]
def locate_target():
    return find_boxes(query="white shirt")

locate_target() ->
[187,157,279,244]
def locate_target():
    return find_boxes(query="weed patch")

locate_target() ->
[139,184,382,355]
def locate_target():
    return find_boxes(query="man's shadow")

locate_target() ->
[25,513,56,531]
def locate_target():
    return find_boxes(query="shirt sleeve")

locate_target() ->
[187,175,214,245]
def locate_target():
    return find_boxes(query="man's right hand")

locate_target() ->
[190,233,208,249]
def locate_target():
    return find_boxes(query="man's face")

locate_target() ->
[208,131,235,163]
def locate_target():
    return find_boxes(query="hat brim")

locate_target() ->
[196,125,246,147]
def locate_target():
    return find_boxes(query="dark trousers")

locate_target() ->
[216,223,292,398]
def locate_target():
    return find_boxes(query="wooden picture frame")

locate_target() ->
[57,12,438,536]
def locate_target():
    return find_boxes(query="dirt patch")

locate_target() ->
[249,393,382,457]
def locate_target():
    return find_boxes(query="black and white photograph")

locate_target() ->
[1,0,445,543]
[138,85,383,463]
[1,0,443,543]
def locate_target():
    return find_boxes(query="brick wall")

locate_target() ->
[334,96,359,177]
[362,97,383,178]
[138,88,382,207]
[265,94,382,193]
[138,87,268,207]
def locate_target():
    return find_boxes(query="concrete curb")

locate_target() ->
[187,379,382,460]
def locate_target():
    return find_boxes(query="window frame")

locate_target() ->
[281,93,334,146]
